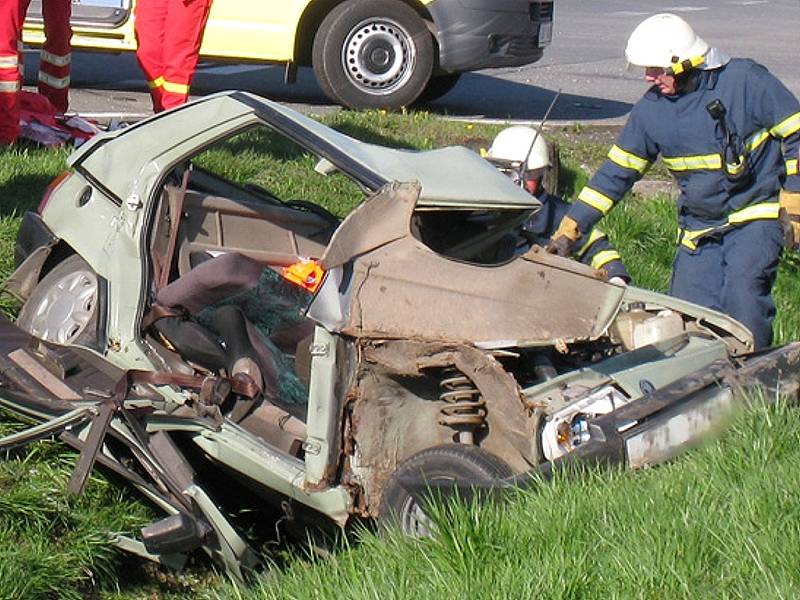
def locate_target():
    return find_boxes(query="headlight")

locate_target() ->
[541,385,631,460]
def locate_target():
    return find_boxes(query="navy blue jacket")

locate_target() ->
[568,59,800,240]
[519,192,630,281]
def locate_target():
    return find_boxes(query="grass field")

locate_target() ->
[1,111,799,599]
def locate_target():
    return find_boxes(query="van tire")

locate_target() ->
[312,0,434,110]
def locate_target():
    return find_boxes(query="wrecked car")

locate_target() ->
[1,91,799,579]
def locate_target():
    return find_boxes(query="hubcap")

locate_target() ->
[27,270,98,344]
[399,496,436,537]
[342,18,416,96]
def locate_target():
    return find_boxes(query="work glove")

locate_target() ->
[778,189,800,250]
[546,216,581,257]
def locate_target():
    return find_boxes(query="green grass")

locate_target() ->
[2,112,800,599]
[226,399,800,600]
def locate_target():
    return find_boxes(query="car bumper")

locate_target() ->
[399,342,800,501]
[428,0,554,72]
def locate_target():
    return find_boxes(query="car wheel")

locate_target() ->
[379,444,513,537]
[312,0,434,110]
[17,254,99,345]
[415,73,462,104]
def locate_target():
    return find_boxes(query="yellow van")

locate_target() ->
[24,0,553,110]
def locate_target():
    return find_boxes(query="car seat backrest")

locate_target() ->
[156,252,265,314]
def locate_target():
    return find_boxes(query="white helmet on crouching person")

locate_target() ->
[486,126,551,195]
[625,13,709,72]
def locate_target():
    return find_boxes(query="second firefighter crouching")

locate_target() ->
[486,125,630,285]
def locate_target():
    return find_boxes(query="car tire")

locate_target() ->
[379,444,513,537]
[17,254,100,345]
[312,0,434,110]
[415,72,462,104]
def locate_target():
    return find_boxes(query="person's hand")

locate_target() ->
[779,189,800,250]
[546,235,575,257]
[545,216,581,257]
[608,276,628,286]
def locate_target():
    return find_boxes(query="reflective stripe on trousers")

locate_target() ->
[678,201,780,250]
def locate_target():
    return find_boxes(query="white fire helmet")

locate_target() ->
[486,126,550,171]
[625,13,709,69]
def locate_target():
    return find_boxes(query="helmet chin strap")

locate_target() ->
[666,54,706,77]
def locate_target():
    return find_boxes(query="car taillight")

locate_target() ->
[37,171,71,214]
[282,259,325,293]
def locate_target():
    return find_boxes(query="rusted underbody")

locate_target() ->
[345,339,539,514]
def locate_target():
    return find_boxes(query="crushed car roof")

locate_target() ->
[70,91,540,211]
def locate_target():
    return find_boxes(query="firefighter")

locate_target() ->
[486,126,630,285]
[134,0,214,113]
[0,0,72,145]
[548,13,800,349]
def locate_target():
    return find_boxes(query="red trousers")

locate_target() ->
[0,0,71,144]
[134,0,213,113]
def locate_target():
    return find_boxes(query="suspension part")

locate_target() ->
[438,368,486,444]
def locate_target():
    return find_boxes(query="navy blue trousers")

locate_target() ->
[670,219,783,350]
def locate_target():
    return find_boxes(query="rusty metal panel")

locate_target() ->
[341,236,624,345]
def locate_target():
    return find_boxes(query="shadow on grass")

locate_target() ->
[0,172,51,218]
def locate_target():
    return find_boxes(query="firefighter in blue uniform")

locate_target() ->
[548,13,800,349]
[486,126,630,285]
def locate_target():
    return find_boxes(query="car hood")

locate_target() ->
[69,91,540,211]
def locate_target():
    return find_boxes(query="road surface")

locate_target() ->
[23,0,800,124]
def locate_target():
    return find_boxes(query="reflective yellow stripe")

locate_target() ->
[0,80,20,93]
[662,153,722,171]
[727,201,779,224]
[38,71,69,89]
[668,54,706,76]
[787,158,799,176]
[575,228,606,258]
[745,128,770,152]
[577,187,615,214]
[0,55,18,69]
[725,159,747,176]
[678,202,779,249]
[40,50,71,68]
[607,145,650,174]
[590,250,621,270]
[770,112,800,138]
[147,76,164,89]
[679,226,714,250]
[162,80,189,94]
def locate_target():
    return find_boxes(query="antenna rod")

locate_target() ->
[519,88,562,183]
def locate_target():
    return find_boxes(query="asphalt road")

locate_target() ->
[24,0,800,125]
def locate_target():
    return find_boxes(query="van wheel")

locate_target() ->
[16,255,99,345]
[379,444,513,537]
[312,0,434,110]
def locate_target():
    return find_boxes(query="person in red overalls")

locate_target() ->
[0,0,71,145]
[134,0,213,113]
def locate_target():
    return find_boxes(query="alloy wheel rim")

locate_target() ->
[27,269,98,343]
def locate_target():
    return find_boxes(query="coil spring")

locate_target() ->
[438,368,486,429]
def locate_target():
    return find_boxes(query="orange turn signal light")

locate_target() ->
[282,259,325,293]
